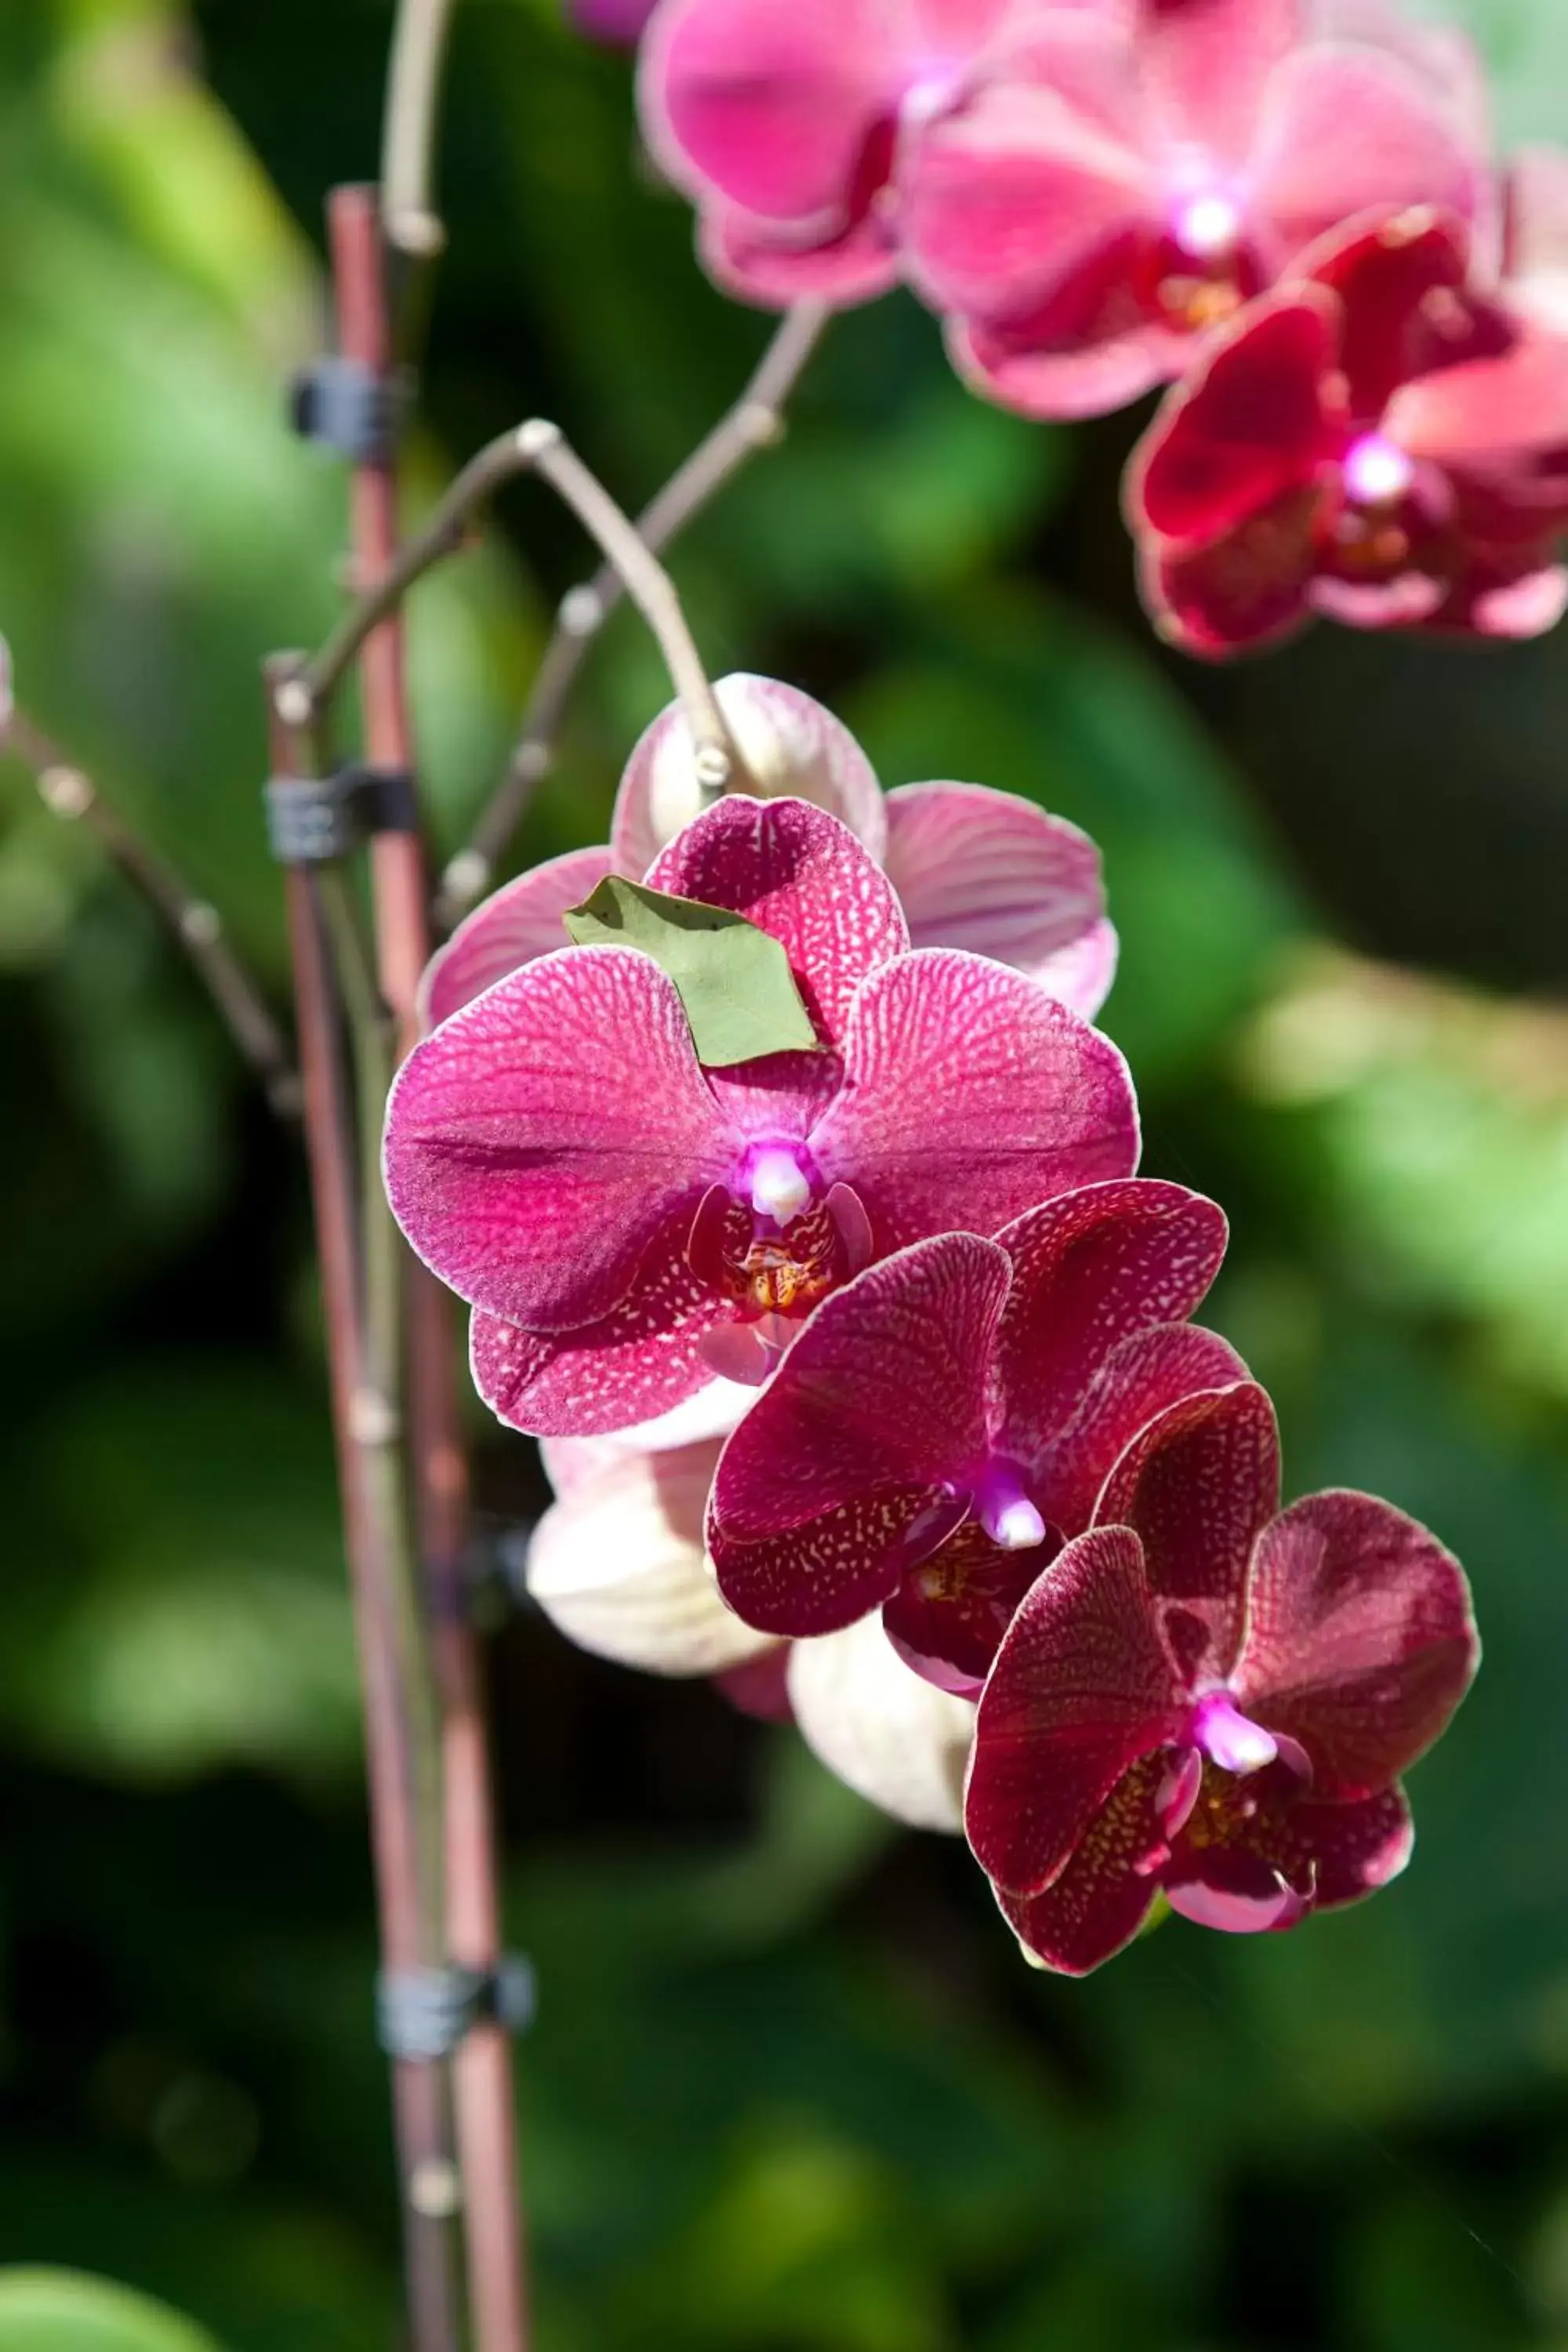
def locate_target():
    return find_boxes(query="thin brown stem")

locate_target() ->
[1,702,299,1115]
[326,184,530,2352]
[437,299,829,924]
[267,661,463,2352]
[288,420,734,797]
[382,0,458,261]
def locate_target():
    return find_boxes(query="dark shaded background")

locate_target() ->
[2,2,1568,2346]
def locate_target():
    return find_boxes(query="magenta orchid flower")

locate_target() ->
[423,674,1117,1029]
[965,1379,1478,1973]
[900,0,1488,419]
[387,793,1138,1437]
[706,1180,1244,1690]
[1125,207,1568,656]
[531,1426,978,1828]
[637,0,1036,306]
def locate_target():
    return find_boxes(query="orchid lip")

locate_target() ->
[735,1138,819,1226]
[972,1458,1047,1552]
[1191,1691,1278,1777]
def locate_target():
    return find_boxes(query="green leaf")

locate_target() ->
[0,2270,224,2352]
[563,874,820,1068]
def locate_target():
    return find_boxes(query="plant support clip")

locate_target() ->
[289,356,408,466]
[376,1958,537,2062]
[266,765,420,863]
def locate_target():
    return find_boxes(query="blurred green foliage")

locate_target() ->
[2,2,1567,2348]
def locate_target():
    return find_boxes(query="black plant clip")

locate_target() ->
[376,1958,538,2062]
[289,356,408,466]
[266,764,419,864]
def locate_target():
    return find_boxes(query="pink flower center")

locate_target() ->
[972,1457,1047,1551]
[1171,191,1242,262]
[1191,1690,1278,1775]
[1341,433,1415,510]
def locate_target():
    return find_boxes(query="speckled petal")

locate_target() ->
[1039,1321,1250,1535]
[418,846,615,1030]
[647,794,907,1048]
[813,949,1139,1249]
[1094,1380,1279,1682]
[993,1179,1229,1470]
[709,1232,1011,1635]
[996,1751,1167,1973]
[469,1231,731,1437]
[1233,1490,1478,1798]
[965,1526,1182,1896]
[384,946,733,1330]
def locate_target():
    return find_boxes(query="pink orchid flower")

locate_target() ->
[965,1379,1478,1973]
[386,794,1138,1437]
[900,0,1488,419]
[1124,208,1568,657]
[637,0,1044,306]
[423,675,1117,1032]
[532,1426,978,1828]
[706,1181,1244,1688]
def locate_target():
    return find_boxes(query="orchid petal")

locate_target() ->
[419,846,614,1030]
[993,1179,1229,1468]
[814,949,1138,1250]
[1136,491,1318,656]
[612,675,887,879]
[526,1437,774,1675]
[1298,207,1475,423]
[996,1750,1167,1973]
[647,794,907,1047]
[1384,331,1568,468]
[699,202,903,308]
[469,1237,730,1437]
[640,0,904,225]
[1040,1322,1251,1536]
[1504,146,1568,336]
[709,1233,1011,1635]
[789,1614,976,1831]
[882,782,1116,1014]
[966,1526,1184,1896]
[1094,1381,1279,1684]
[1137,0,1300,164]
[902,22,1152,328]
[1251,49,1483,267]
[385,946,733,1330]
[1126,289,1339,544]
[1232,1490,1478,1798]
[1164,1770,1414,1922]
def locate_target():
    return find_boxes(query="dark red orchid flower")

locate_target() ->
[965,1380,1478,1973]
[1125,206,1568,656]
[706,1180,1244,1692]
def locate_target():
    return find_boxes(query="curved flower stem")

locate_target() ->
[382,0,458,263]
[437,299,829,924]
[325,183,529,2352]
[266,662,463,2352]
[287,420,735,799]
[1,702,299,1116]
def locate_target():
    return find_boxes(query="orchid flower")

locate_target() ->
[637,0,1040,306]
[1125,208,1568,654]
[965,1380,1478,1972]
[387,794,1137,1436]
[900,0,1489,418]
[423,675,1116,1030]
[706,1181,1244,1690]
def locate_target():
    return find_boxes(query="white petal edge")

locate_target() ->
[525,1443,772,1675]
[787,1615,976,1832]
